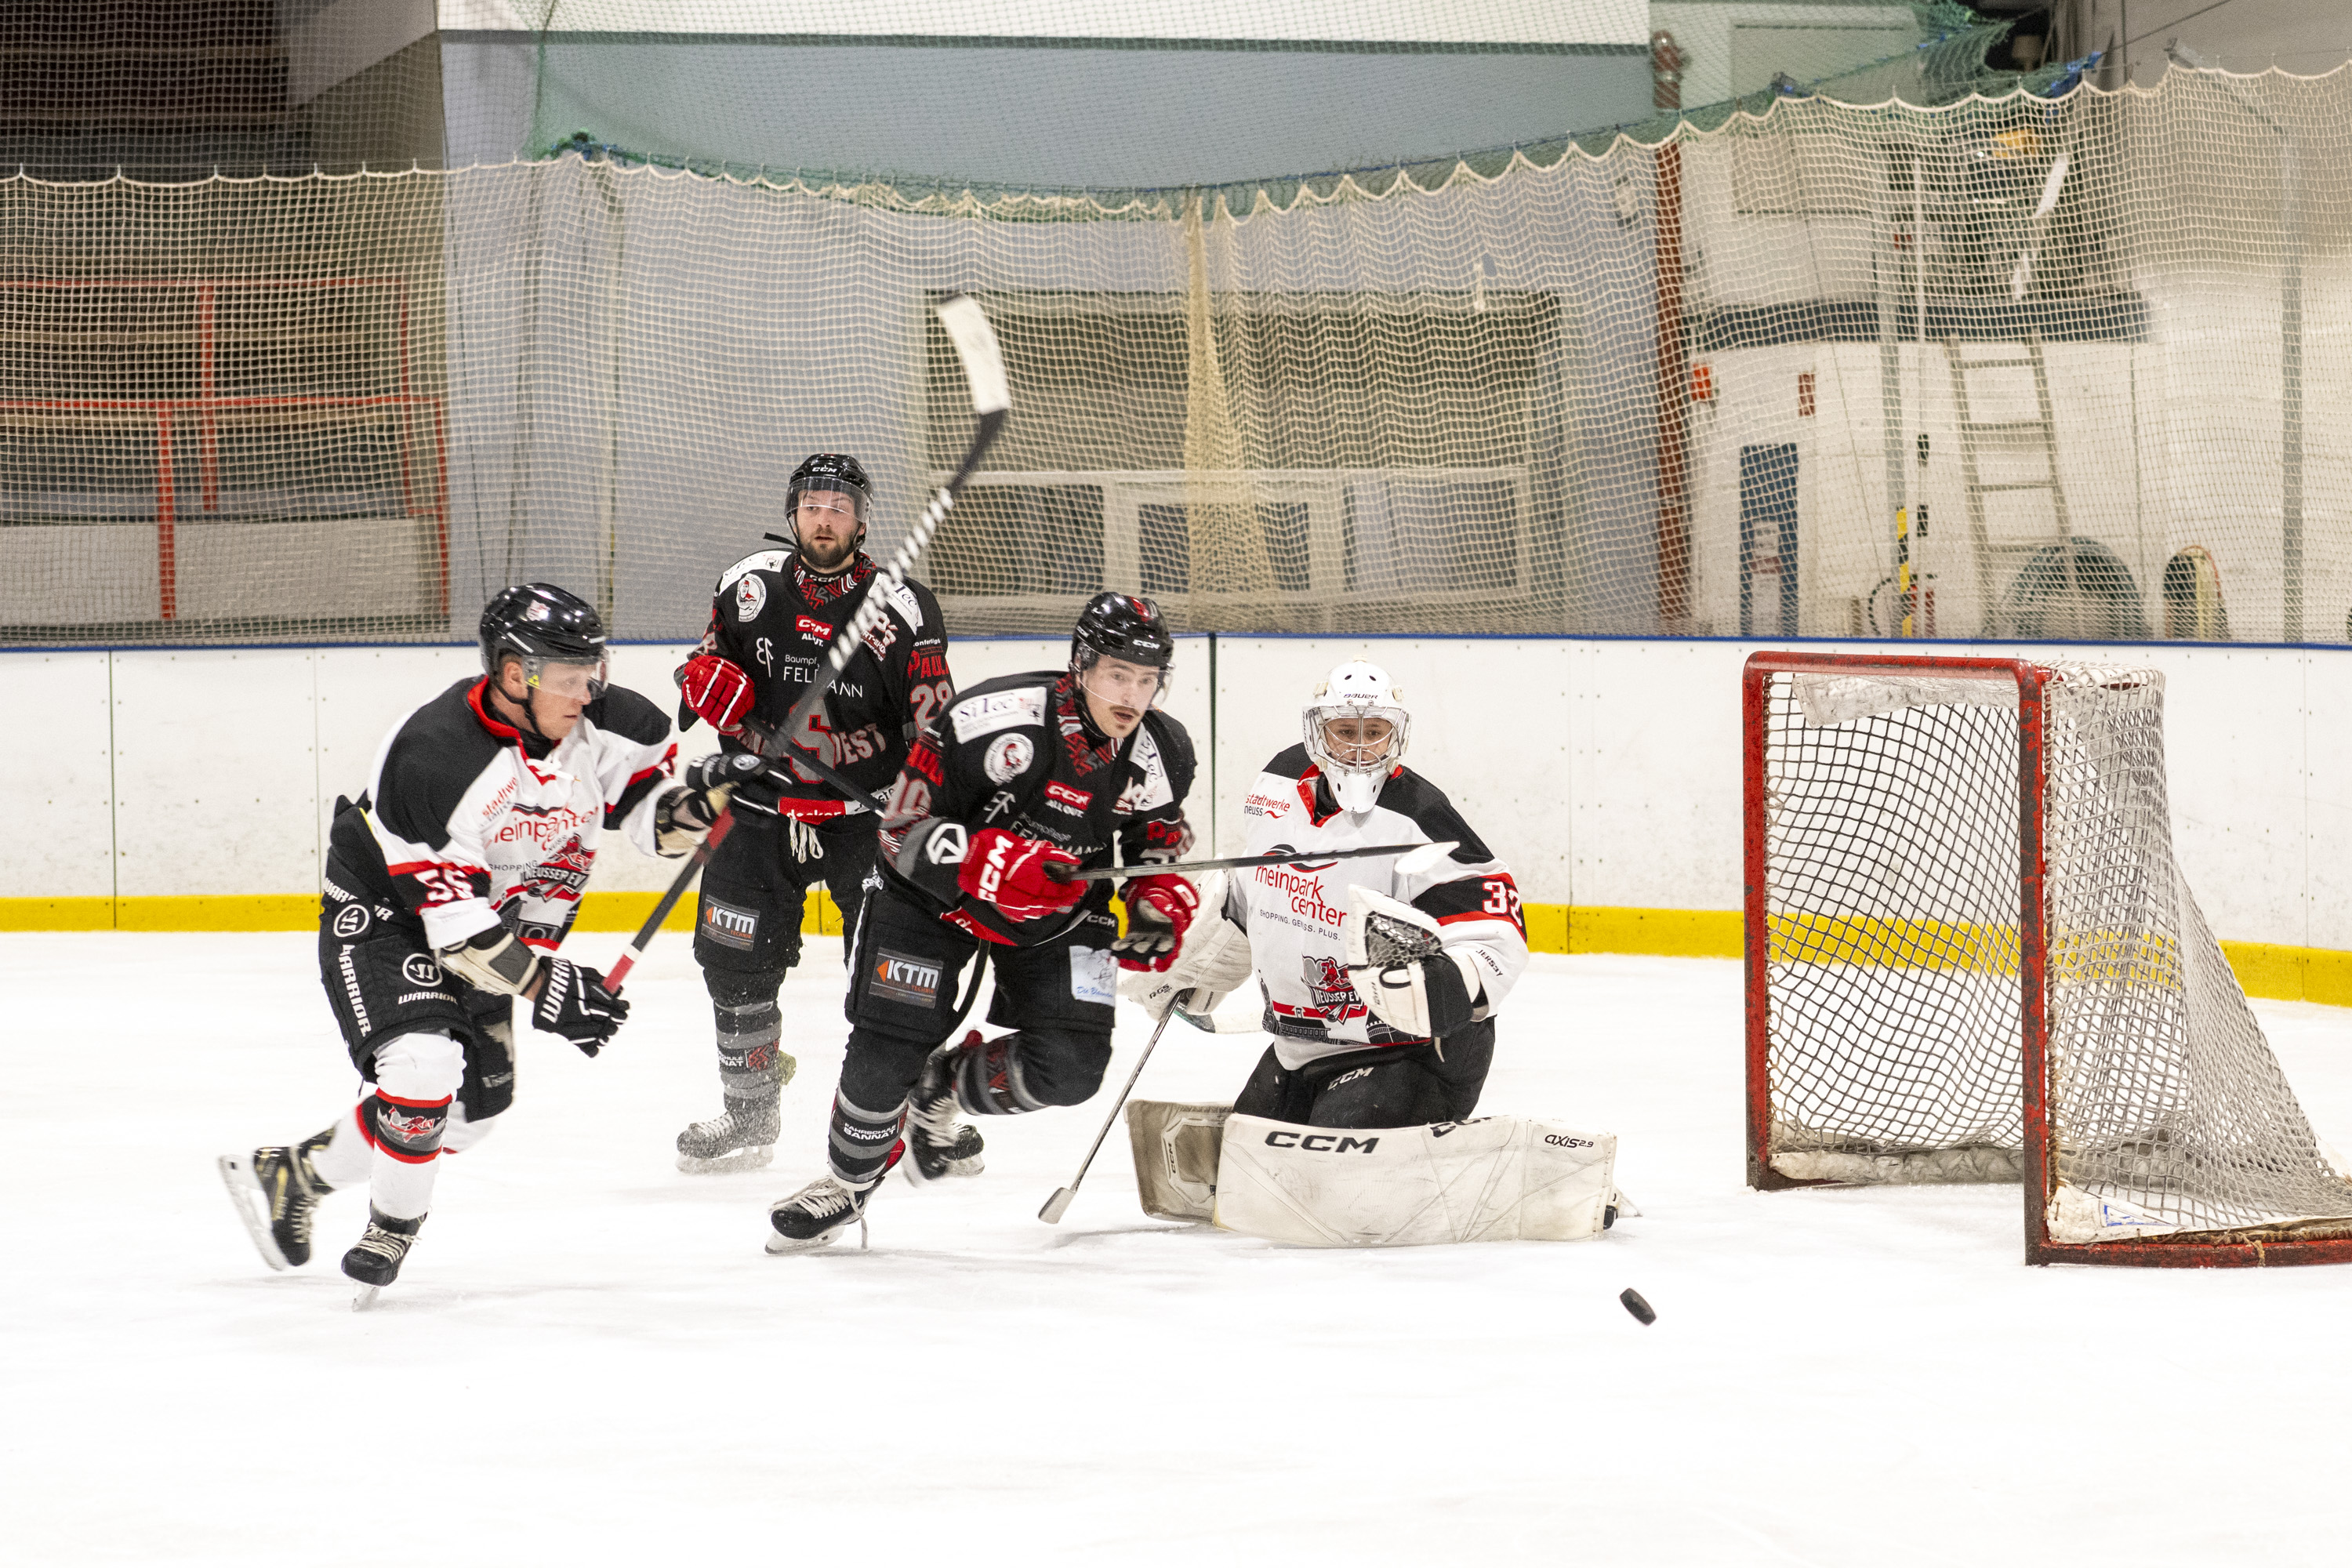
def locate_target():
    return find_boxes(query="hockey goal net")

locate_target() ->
[1744,651,2352,1265]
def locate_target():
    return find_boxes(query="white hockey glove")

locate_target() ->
[1120,912,1255,1021]
[1343,884,1482,1042]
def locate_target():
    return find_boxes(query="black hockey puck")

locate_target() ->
[1619,1288,1657,1326]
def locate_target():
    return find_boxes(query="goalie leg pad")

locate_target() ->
[1124,1100,1234,1221]
[1211,1113,1617,1247]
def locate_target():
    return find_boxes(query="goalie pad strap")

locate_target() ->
[439,925,543,999]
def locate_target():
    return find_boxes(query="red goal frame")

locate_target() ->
[1742,649,2352,1268]
[0,277,448,622]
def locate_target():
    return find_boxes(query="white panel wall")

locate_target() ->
[2,653,114,898]
[112,649,321,898]
[9,637,2352,953]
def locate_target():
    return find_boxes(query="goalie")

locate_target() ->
[1128,660,1528,1127]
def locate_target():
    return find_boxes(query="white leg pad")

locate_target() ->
[1124,1100,1234,1221]
[1211,1113,1618,1247]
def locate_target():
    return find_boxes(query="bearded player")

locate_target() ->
[218,585,761,1297]
[670,452,952,1172]
[764,592,1200,1250]
[1129,659,1526,1127]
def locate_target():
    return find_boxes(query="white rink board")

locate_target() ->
[0,652,114,899]
[9,637,2352,949]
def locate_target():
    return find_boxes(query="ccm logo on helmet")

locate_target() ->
[1263,1131,1380,1153]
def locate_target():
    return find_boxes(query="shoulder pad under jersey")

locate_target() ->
[946,678,1054,743]
[583,684,671,746]
[714,550,791,594]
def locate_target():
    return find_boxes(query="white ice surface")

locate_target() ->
[8,936,2352,1565]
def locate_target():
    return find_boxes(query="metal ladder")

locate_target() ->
[1944,332,2069,633]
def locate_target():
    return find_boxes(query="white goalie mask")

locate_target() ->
[1303,659,1410,814]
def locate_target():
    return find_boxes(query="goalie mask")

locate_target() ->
[1304,660,1409,814]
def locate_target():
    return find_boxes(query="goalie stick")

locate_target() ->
[604,294,1009,993]
[1048,840,1457,885]
[1039,996,1188,1225]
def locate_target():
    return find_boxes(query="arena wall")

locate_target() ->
[7,635,2350,1003]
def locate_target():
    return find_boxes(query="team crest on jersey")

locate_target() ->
[735,574,768,623]
[1298,955,1368,1023]
[984,732,1035,784]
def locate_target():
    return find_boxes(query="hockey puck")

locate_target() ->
[1619,1288,1657,1326]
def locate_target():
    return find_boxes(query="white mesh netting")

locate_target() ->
[1759,660,2352,1244]
[2,12,2348,644]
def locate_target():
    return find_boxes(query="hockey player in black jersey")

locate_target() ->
[1127,659,1529,1129]
[764,592,1201,1250]
[670,452,952,1172]
[218,585,756,1299]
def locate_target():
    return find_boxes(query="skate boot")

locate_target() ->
[676,1093,782,1174]
[765,1162,895,1254]
[342,1207,425,1303]
[218,1127,335,1270]
[903,1033,986,1187]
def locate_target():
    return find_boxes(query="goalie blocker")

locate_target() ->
[1126,1100,1617,1245]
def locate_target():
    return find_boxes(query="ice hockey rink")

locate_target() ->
[9,931,2352,1565]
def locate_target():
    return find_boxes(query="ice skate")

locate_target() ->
[676,1094,781,1174]
[902,1033,985,1187]
[342,1207,425,1306]
[218,1128,334,1270]
[765,1171,883,1253]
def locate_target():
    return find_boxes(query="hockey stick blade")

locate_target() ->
[1051,840,1457,884]
[1038,1000,1184,1224]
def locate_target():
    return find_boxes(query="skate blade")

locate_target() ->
[676,1145,776,1174]
[353,1285,382,1312]
[216,1155,290,1272]
[763,1229,844,1255]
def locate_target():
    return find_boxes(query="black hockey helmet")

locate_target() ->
[1070,591,1174,673]
[787,452,871,520]
[479,583,608,695]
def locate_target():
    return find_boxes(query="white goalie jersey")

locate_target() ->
[1226,744,1528,1068]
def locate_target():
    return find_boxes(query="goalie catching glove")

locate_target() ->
[654,751,769,854]
[1343,884,1483,1042]
[1111,873,1198,972]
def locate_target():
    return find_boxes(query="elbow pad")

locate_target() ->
[440,924,543,998]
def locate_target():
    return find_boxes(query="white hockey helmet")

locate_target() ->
[1303,659,1410,814]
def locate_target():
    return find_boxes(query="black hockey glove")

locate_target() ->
[677,751,773,828]
[533,959,630,1057]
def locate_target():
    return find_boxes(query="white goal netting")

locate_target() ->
[1757,660,2352,1247]
[2,10,2348,646]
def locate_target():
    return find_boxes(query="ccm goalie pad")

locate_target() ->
[1125,1100,1234,1221]
[1211,1114,1617,1246]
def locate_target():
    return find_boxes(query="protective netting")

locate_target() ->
[1758,661,2352,1243]
[4,9,2350,645]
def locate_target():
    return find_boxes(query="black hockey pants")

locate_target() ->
[1231,1020,1495,1130]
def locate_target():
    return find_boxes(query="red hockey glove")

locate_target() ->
[1112,873,1198,971]
[680,655,753,735]
[957,829,1085,922]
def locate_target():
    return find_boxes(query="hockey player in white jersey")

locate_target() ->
[1130,659,1527,1127]
[218,584,763,1300]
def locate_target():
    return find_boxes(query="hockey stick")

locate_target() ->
[606,295,1008,993]
[1048,839,1457,885]
[601,811,738,992]
[1038,994,1188,1225]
